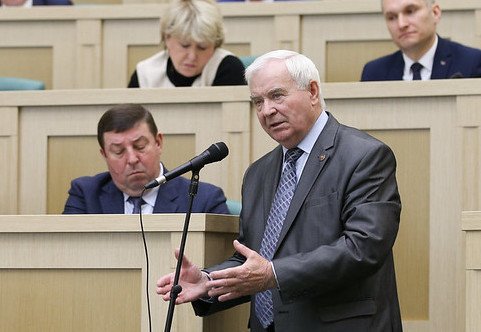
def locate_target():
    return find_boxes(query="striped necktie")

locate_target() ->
[255,147,303,328]
[128,196,145,214]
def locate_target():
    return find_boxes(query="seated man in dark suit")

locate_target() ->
[361,0,481,81]
[63,103,229,215]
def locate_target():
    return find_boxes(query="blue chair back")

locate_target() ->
[0,77,45,91]
[226,199,242,215]
[239,55,257,69]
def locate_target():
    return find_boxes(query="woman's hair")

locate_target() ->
[161,0,225,48]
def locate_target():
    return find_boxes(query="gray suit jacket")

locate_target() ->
[193,113,402,331]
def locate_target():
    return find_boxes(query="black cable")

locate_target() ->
[139,188,152,332]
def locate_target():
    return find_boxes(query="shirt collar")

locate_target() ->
[402,35,438,80]
[122,162,163,207]
[282,110,329,156]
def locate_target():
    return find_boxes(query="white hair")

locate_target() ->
[245,50,326,109]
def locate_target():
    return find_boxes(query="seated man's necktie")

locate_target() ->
[128,196,145,214]
[411,62,423,81]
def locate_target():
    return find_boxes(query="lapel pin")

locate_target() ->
[440,60,446,66]
[319,154,326,161]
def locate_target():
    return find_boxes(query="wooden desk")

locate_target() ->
[462,211,481,332]
[0,213,247,332]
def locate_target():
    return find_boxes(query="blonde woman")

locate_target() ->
[128,0,246,88]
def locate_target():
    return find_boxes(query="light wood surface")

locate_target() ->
[462,211,481,332]
[0,213,248,332]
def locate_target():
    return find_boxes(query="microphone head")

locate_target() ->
[208,142,229,162]
[189,142,229,170]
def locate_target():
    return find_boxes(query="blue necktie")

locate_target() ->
[255,147,303,328]
[411,62,423,80]
[128,196,145,214]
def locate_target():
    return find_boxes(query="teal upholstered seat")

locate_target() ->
[239,55,257,69]
[0,77,45,91]
[226,199,242,215]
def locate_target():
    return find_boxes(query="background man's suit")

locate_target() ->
[32,0,72,5]
[193,113,402,331]
[63,170,229,214]
[0,0,72,5]
[361,36,481,81]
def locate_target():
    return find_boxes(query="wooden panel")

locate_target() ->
[0,269,141,332]
[0,47,52,89]
[328,94,461,331]
[103,18,160,88]
[459,96,481,211]
[127,45,161,85]
[462,127,480,211]
[462,212,481,332]
[0,214,241,332]
[326,40,398,82]
[222,43,252,57]
[161,134,196,173]
[0,20,77,89]
[47,136,105,214]
[0,107,18,214]
[76,20,102,89]
[466,270,481,332]
[0,138,16,212]
[369,129,430,320]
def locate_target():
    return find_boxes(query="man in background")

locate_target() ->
[361,0,481,81]
[63,103,229,215]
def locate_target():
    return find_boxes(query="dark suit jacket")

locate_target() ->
[0,0,71,5]
[193,114,402,331]
[33,0,72,4]
[63,171,229,214]
[361,35,481,81]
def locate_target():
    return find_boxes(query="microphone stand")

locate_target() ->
[164,169,200,332]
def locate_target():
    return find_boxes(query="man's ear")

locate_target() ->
[308,80,320,105]
[156,132,164,149]
[156,132,164,156]
[100,148,107,159]
[432,3,442,23]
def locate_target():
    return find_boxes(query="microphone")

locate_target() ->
[144,142,229,189]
